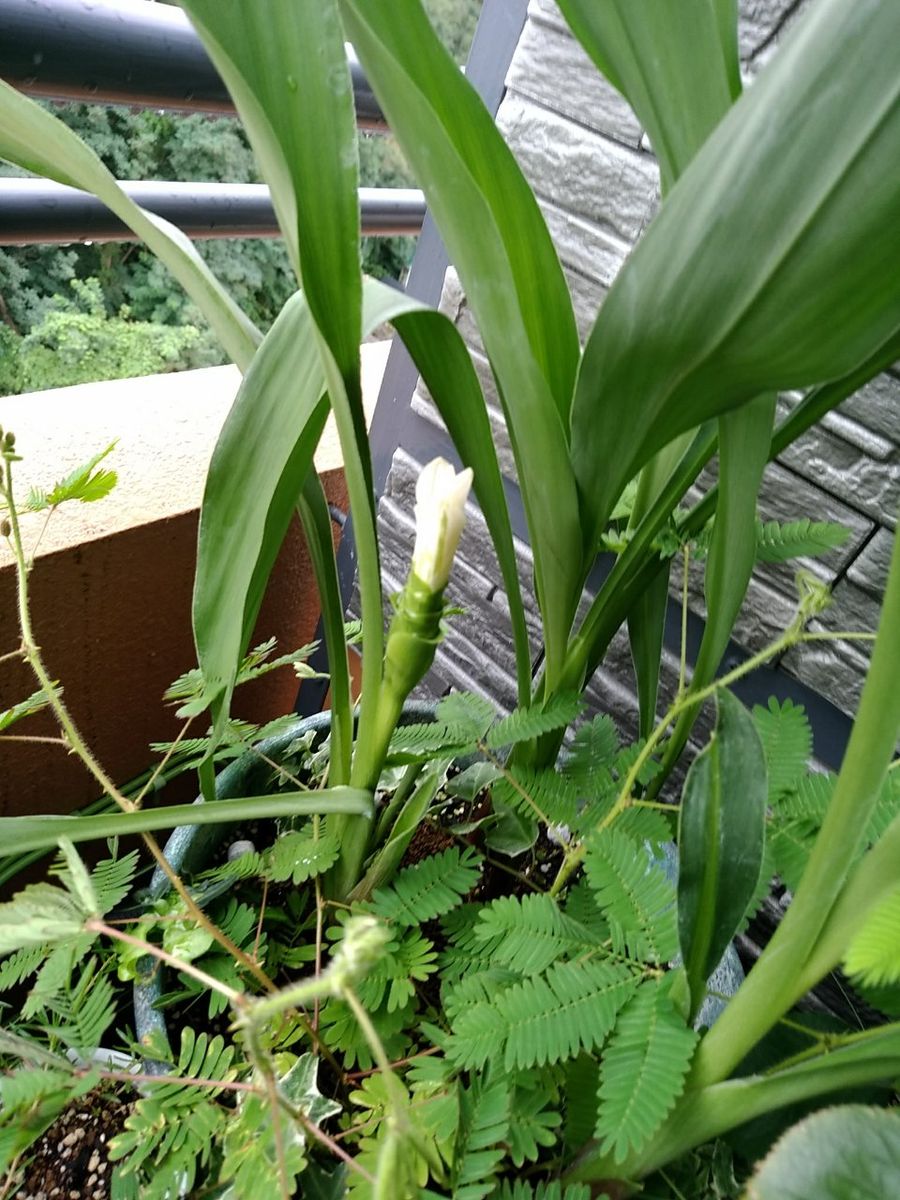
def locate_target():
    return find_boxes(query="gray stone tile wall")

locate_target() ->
[371,0,897,748]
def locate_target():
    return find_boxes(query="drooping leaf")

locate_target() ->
[570,0,900,552]
[0,80,260,370]
[557,0,740,193]
[0,685,58,733]
[677,690,767,1018]
[745,1106,900,1200]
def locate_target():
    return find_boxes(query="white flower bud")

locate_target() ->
[410,457,474,592]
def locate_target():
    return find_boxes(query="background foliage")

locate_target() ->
[0,0,482,394]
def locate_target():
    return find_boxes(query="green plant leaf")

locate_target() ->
[0,81,260,370]
[744,1105,900,1200]
[23,441,118,510]
[0,685,58,732]
[753,698,812,803]
[844,887,900,988]
[341,0,584,687]
[677,690,767,1018]
[557,0,740,192]
[660,394,776,783]
[0,788,371,857]
[594,978,698,1164]
[755,518,851,562]
[570,0,900,551]
[179,0,360,382]
[627,570,669,739]
[584,828,679,964]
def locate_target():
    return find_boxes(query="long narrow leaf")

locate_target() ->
[0,80,259,371]
[341,0,584,688]
[677,691,767,1019]
[570,0,900,551]
[178,1,361,383]
[658,395,776,784]
[557,0,739,191]
[296,475,352,786]
[192,292,329,735]
[0,791,372,857]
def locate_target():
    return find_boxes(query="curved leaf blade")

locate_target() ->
[341,0,584,684]
[571,0,900,548]
[678,690,767,1018]
[0,80,260,370]
[557,0,739,191]
[179,0,361,382]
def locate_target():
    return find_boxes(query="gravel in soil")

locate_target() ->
[18,1087,133,1200]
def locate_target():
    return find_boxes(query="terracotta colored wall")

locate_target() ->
[0,468,348,818]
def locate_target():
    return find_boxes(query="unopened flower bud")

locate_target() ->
[411,458,473,593]
[0,519,10,538]
[329,915,389,992]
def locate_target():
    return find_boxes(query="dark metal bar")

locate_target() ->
[0,178,426,244]
[0,0,386,128]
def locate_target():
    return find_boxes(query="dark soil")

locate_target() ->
[18,1087,133,1200]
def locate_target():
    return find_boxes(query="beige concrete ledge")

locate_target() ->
[0,343,389,818]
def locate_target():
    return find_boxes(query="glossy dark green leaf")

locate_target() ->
[0,80,259,370]
[745,1106,900,1200]
[678,690,767,1018]
[557,0,739,192]
[571,0,900,550]
[341,0,584,686]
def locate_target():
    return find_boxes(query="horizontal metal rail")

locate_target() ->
[0,179,426,245]
[0,0,386,127]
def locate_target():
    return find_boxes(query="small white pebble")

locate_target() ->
[228,838,256,861]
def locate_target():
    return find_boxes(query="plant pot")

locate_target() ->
[133,703,437,1063]
[134,703,744,1061]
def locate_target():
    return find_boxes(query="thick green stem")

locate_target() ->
[571,1023,900,1184]
[691,518,900,1088]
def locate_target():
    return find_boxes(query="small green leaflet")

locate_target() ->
[844,887,900,987]
[23,441,117,510]
[0,684,59,732]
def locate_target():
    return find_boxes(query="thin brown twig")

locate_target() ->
[0,645,24,665]
[292,1106,375,1182]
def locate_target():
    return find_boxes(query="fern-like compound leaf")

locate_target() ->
[435,691,496,740]
[0,685,58,732]
[448,961,636,1071]
[266,825,340,884]
[485,693,583,751]
[507,1081,562,1166]
[584,828,679,964]
[496,1182,591,1200]
[492,766,581,829]
[370,845,481,926]
[594,979,698,1163]
[562,714,620,790]
[845,888,900,987]
[0,944,44,991]
[452,1078,510,1200]
[473,893,604,974]
[753,697,812,802]
[755,517,849,562]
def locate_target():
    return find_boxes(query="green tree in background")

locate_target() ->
[0,0,482,392]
